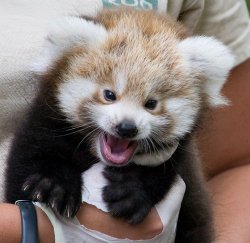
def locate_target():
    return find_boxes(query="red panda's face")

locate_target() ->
[37,10,234,166]
[56,38,201,167]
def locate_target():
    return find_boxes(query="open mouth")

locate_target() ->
[99,133,138,166]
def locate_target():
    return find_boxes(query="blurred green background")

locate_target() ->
[247,0,250,12]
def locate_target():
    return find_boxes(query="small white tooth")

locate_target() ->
[23,185,29,191]
[67,207,70,218]
[51,201,55,208]
[37,192,41,200]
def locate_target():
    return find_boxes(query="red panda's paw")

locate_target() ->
[22,173,81,218]
[102,167,153,224]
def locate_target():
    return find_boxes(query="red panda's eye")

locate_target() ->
[103,90,116,102]
[145,99,158,110]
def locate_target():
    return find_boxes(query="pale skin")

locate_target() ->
[0,59,250,243]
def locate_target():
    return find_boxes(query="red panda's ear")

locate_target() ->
[179,36,235,107]
[32,16,107,74]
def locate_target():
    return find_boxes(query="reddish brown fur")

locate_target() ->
[42,8,203,127]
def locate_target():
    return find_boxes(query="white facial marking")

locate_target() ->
[92,100,154,139]
[57,78,97,122]
[166,97,198,138]
[115,71,127,95]
[133,142,179,166]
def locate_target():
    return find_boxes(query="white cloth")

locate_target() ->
[35,163,186,243]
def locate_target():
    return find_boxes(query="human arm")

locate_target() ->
[198,58,250,242]
[208,165,250,243]
[0,203,54,243]
[76,203,163,240]
[0,202,163,243]
[186,0,250,240]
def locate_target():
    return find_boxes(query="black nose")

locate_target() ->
[116,121,138,138]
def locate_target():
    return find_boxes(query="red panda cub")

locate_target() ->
[5,8,234,242]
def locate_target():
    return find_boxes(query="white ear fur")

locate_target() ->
[32,16,108,74]
[179,36,235,106]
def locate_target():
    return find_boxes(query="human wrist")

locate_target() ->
[77,202,163,240]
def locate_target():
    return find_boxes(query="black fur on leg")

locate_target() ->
[5,93,97,217]
[103,162,177,224]
[173,138,214,243]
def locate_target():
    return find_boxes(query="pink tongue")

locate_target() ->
[107,135,130,153]
[100,134,137,165]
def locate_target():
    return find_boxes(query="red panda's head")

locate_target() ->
[34,9,234,167]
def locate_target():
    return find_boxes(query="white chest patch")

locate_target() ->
[57,78,97,122]
[133,142,179,166]
[81,163,109,212]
